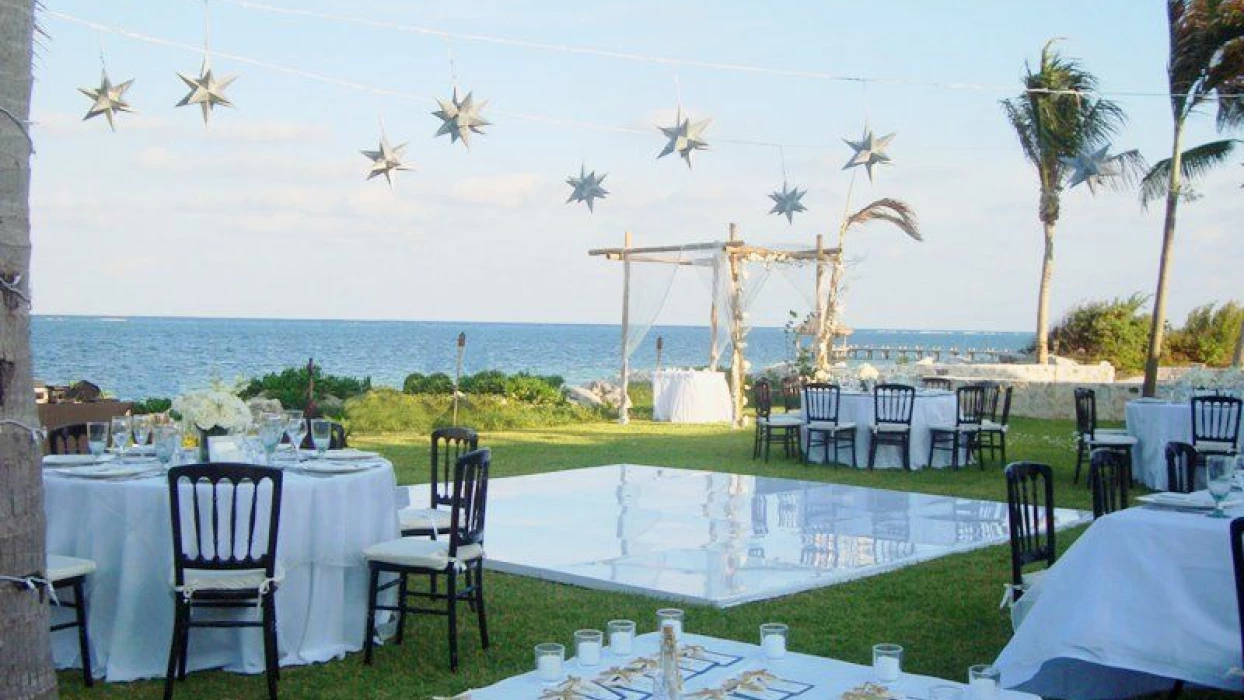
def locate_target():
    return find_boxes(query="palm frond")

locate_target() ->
[1140,138,1240,207]
[844,198,922,242]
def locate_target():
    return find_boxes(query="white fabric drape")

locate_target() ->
[623,247,684,362]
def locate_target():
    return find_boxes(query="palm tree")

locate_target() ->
[0,0,57,698]
[1000,40,1140,366]
[1140,0,1244,396]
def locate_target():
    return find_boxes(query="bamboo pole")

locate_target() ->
[453,332,466,425]
[727,223,745,429]
[655,335,664,373]
[619,231,632,424]
[813,233,826,373]
[708,255,720,370]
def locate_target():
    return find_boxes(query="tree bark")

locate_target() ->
[1232,314,1244,368]
[1143,118,1186,397]
[1034,219,1056,366]
[0,0,57,698]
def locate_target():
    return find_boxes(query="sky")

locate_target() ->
[25,0,1243,331]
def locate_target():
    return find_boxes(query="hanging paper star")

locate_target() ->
[1061,144,1120,194]
[566,165,609,212]
[78,70,134,131]
[175,59,237,124]
[657,108,712,168]
[842,129,895,182]
[361,133,412,186]
[432,88,490,148]
[768,181,807,223]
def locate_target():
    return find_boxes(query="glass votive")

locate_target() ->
[967,664,1001,700]
[759,623,788,659]
[929,686,965,700]
[608,619,635,656]
[872,643,903,683]
[656,608,684,639]
[534,642,565,683]
[574,629,603,668]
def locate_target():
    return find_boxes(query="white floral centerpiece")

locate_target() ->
[857,363,881,391]
[172,388,252,461]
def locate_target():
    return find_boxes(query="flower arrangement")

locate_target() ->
[857,363,880,382]
[172,388,252,433]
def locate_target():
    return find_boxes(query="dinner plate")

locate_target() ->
[109,444,156,456]
[1137,491,1244,510]
[43,454,114,467]
[300,448,380,461]
[56,464,159,480]
[294,460,376,475]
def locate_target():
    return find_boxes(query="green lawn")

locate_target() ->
[55,417,1234,699]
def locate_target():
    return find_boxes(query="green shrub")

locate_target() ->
[344,388,604,434]
[505,373,562,404]
[1168,302,1244,366]
[240,365,371,411]
[402,372,455,395]
[1048,294,1153,374]
[459,369,509,395]
[132,397,172,415]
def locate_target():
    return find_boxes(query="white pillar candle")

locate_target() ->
[609,630,634,655]
[875,655,900,682]
[761,633,786,659]
[537,654,562,681]
[578,641,601,666]
[968,678,999,700]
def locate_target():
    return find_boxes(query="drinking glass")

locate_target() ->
[309,418,332,458]
[759,623,788,660]
[967,665,1000,700]
[131,414,153,451]
[110,416,132,456]
[1208,456,1233,518]
[86,421,108,458]
[873,643,903,683]
[574,629,603,668]
[534,642,565,683]
[607,620,635,656]
[258,415,285,465]
[285,413,307,455]
[154,424,181,467]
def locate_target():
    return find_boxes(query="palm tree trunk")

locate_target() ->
[1233,315,1244,368]
[0,1,56,698]
[1035,220,1055,365]
[1142,118,1186,397]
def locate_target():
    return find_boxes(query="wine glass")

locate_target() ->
[1208,456,1234,518]
[285,412,307,456]
[131,414,153,452]
[86,421,108,458]
[110,416,132,457]
[309,419,332,458]
[154,424,181,467]
[258,414,285,466]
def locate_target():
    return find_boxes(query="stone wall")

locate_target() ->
[924,361,1116,384]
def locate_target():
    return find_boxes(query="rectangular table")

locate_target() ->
[651,369,733,423]
[462,631,1038,699]
[993,500,1244,698]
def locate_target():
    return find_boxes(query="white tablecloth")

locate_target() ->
[1125,400,1242,489]
[804,391,958,469]
[44,460,399,681]
[994,503,1244,698]
[463,632,1037,699]
[651,369,733,423]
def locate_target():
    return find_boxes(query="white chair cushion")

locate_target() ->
[783,410,804,420]
[174,562,285,599]
[807,420,856,431]
[1021,568,1048,588]
[873,423,911,433]
[400,507,453,533]
[364,536,484,570]
[1088,433,1137,447]
[1193,439,1237,454]
[981,420,1008,432]
[47,554,96,582]
[760,415,802,427]
[930,424,980,433]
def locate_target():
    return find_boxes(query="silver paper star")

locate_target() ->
[361,133,412,186]
[1061,145,1120,194]
[657,108,712,168]
[432,88,490,148]
[175,59,237,124]
[768,181,807,223]
[78,70,134,131]
[842,129,895,182]
[566,165,609,212]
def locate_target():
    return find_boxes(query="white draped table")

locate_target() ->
[994,502,1244,698]
[462,632,1038,699]
[651,369,733,423]
[804,390,958,469]
[44,458,400,681]
[1124,399,1241,489]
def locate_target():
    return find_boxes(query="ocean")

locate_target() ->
[31,316,1032,400]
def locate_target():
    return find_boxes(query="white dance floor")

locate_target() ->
[415,464,1090,608]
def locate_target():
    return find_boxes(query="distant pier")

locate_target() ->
[836,346,1012,363]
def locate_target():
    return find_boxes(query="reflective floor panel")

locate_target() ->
[424,464,1092,608]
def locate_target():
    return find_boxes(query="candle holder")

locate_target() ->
[608,620,636,656]
[534,642,565,684]
[759,623,788,659]
[872,643,903,683]
[656,608,684,640]
[574,629,603,668]
[967,664,1000,700]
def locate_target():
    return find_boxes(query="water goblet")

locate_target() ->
[154,425,181,467]
[1208,456,1234,518]
[258,415,285,465]
[131,414,153,451]
[110,416,132,457]
[86,421,108,458]
[309,418,332,458]
[285,413,308,455]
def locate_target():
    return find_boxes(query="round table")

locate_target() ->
[1122,399,1240,490]
[651,369,733,423]
[804,390,958,469]
[44,458,399,681]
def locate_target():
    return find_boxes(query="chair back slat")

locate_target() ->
[978,383,1001,422]
[802,383,841,423]
[955,385,988,427]
[873,384,916,426]
[167,464,283,583]
[923,377,952,391]
[449,449,490,556]
[752,379,775,420]
[1089,449,1130,518]
[997,386,1013,426]
[1073,388,1098,438]
[1192,396,1243,446]
[1165,441,1199,493]
[781,376,802,412]
[431,427,479,509]
[1005,461,1056,588]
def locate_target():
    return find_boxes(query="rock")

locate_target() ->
[584,380,627,409]
[564,386,605,408]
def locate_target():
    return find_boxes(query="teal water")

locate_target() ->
[31,316,1031,400]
